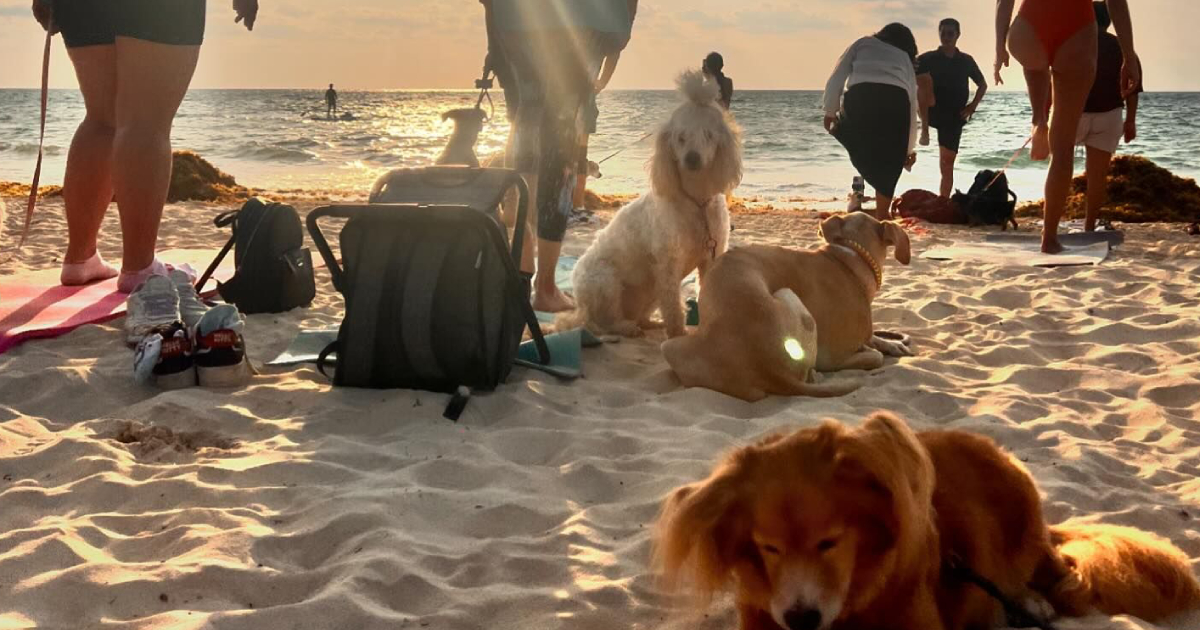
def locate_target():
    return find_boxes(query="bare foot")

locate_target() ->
[1030,124,1050,161]
[61,251,119,286]
[532,286,574,313]
[1041,236,1064,254]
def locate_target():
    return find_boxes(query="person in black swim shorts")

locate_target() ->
[31,0,259,293]
[916,18,987,198]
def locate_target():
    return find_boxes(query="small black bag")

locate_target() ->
[197,198,316,314]
[953,170,1019,230]
[307,167,549,419]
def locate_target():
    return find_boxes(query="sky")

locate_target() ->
[1,0,1199,91]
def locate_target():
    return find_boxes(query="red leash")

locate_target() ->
[3,31,51,262]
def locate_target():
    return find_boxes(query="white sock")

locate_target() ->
[60,251,119,286]
[117,259,170,294]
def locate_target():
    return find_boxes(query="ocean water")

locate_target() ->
[1,88,1198,206]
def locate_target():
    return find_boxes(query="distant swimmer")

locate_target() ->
[325,84,338,117]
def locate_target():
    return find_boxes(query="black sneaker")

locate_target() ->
[133,322,196,389]
[194,305,251,387]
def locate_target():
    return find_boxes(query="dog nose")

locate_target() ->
[783,607,822,630]
[684,151,702,170]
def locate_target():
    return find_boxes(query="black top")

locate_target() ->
[715,74,733,109]
[917,49,985,122]
[1086,32,1143,113]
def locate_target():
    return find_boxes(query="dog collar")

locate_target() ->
[686,193,721,261]
[839,239,883,289]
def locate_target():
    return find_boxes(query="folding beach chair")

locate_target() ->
[307,166,551,419]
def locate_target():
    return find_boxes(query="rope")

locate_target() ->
[3,31,52,263]
[596,131,654,165]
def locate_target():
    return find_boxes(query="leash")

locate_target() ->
[2,31,52,263]
[983,134,1033,192]
[944,555,1059,630]
[596,131,654,165]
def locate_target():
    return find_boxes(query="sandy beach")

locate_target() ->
[1,196,1199,629]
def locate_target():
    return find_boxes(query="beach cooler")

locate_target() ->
[306,166,550,419]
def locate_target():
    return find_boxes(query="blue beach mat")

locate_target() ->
[269,257,603,377]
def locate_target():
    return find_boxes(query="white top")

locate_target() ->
[822,36,919,154]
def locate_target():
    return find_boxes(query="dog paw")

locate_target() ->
[611,321,644,338]
[871,333,914,357]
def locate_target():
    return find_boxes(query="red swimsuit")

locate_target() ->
[1017,0,1096,59]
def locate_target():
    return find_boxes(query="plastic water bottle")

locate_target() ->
[848,176,866,212]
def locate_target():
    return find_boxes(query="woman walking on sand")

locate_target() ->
[822,23,920,221]
[995,0,1140,253]
[31,0,260,292]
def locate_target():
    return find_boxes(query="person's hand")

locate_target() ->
[919,128,930,146]
[593,78,608,95]
[960,102,978,121]
[823,114,838,134]
[234,0,258,31]
[1123,118,1137,144]
[31,0,57,34]
[904,152,917,171]
[1120,51,1141,98]
[994,47,1009,85]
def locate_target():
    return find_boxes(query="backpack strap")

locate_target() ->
[401,238,452,381]
[195,210,241,292]
[316,341,338,379]
[338,231,394,385]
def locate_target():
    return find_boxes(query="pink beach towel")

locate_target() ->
[0,249,233,355]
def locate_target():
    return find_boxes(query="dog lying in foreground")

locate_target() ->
[558,69,742,338]
[655,411,1200,630]
[662,213,912,401]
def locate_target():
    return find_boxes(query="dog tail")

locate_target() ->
[553,308,587,335]
[778,377,864,398]
[1047,521,1200,622]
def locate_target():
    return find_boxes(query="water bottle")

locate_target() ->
[848,176,866,212]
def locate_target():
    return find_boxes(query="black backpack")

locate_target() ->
[306,167,549,419]
[197,198,316,314]
[952,170,1019,230]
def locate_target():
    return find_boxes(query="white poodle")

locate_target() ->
[559,70,743,338]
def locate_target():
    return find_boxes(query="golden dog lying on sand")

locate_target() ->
[655,411,1200,630]
[663,213,913,401]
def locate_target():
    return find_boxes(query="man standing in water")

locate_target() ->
[916,18,987,198]
[325,84,338,118]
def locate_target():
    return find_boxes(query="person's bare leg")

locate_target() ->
[939,147,957,198]
[111,37,200,279]
[1008,17,1052,161]
[60,44,120,285]
[874,194,893,221]
[1084,145,1112,231]
[1041,26,1098,254]
[532,237,573,312]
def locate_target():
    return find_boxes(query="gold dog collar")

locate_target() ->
[841,239,883,289]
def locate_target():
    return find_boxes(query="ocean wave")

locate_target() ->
[231,142,317,163]
[2,142,63,156]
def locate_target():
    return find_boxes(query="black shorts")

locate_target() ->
[833,83,910,199]
[54,0,206,48]
[931,113,965,153]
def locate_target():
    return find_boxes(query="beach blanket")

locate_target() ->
[921,241,1110,267]
[985,230,1125,247]
[0,248,232,355]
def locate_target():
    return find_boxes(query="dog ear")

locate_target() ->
[655,462,750,599]
[833,412,934,558]
[880,221,911,265]
[819,214,846,243]
[650,128,683,200]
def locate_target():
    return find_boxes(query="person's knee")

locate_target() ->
[81,114,117,136]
